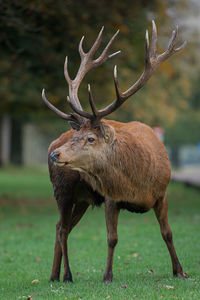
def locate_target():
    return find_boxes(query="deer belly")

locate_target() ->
[116,201,150,213]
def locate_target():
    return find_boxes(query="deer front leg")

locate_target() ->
[59,203,74,283]
[50,201,89,282]
[50,208,73,283]
[154,195,188,278]
[50,219,62,281]
[69,201,89,233]
[61,201,89,282]
[103,199,120,283]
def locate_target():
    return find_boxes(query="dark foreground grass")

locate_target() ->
[0,167,200,300]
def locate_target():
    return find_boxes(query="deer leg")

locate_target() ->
[50,219,62,281]
[69,201,89,233]
[58,203,74,283]
[154,195,188,278]
[61,201,89,282]
[103,199,120,283]
[50,204,73,283]
[50,200,89,282]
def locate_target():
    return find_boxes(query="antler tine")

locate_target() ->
[88,26,104,57]
[114,65,123,102]
[145,29,150,67]
[167,26,178,52]
[88,84,98,118]
[109,50,121,59]
[95,30,121,65]
[166,25,187,53]
[151,20,158,58]
[92,65,123,117]
[67,96,93,120]
[42,89,81,123]
[158,25,186,63]
[174,40,187,52]
[79,36,86,59]
[64,56,72,84]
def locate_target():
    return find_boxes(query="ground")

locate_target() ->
[0,167,199,300]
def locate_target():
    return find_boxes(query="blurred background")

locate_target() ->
[0,0,200,179]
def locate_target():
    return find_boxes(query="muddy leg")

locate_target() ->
[103,199,120,283]
[154,196,188,278]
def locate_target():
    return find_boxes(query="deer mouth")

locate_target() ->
[54,161,69,167]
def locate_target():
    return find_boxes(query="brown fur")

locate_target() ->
[47,119,188,283]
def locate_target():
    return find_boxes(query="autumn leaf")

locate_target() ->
[35,257,41,261]
[158,283,174,289]
[164,285,174,289]
[121,284,128,288]
[31,279,39,284]
[132,253,138,258]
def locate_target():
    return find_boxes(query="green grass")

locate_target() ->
[0,167,200,300]
[0,166,53,202]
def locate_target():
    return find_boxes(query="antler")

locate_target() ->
[65,26,121,111]
[42,27,121,124]
[42,21,186,125]
[70,20,186,121]
[97,21,186,118]
[42,89,83,124]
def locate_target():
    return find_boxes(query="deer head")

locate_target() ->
[42,21,186,170]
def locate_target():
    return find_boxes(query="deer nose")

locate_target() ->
[50,151,60,162]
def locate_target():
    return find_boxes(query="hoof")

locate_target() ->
[103,279,112,284]
[174,272,189,279]
[103,272,113,283]
[63,279,73,283]
[49,278,60,282]
[63,273,73,283]
[49,274,60,282]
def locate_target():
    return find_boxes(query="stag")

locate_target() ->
[42,21,188,283]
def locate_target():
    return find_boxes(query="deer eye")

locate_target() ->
[88,137,95,143]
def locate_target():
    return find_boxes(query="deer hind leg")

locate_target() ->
[103,199,120,283]
[154,195,188,278]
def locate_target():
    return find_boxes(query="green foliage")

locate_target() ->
[165,111,200,146]
[0,0,191,126]
[0,0,154,117]
[0,166,53,200]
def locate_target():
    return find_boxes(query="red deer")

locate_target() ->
[42,21,188,283]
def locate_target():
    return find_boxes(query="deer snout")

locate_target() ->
[50,151,60,162]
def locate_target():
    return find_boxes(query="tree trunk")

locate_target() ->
[10,117,23,165]
[0,115,12,165]
[171,146,180,168]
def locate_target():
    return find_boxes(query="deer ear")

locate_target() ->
[102,124,116,144]
[69,121,81,131]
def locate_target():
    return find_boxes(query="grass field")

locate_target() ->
[0,167,200,300]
